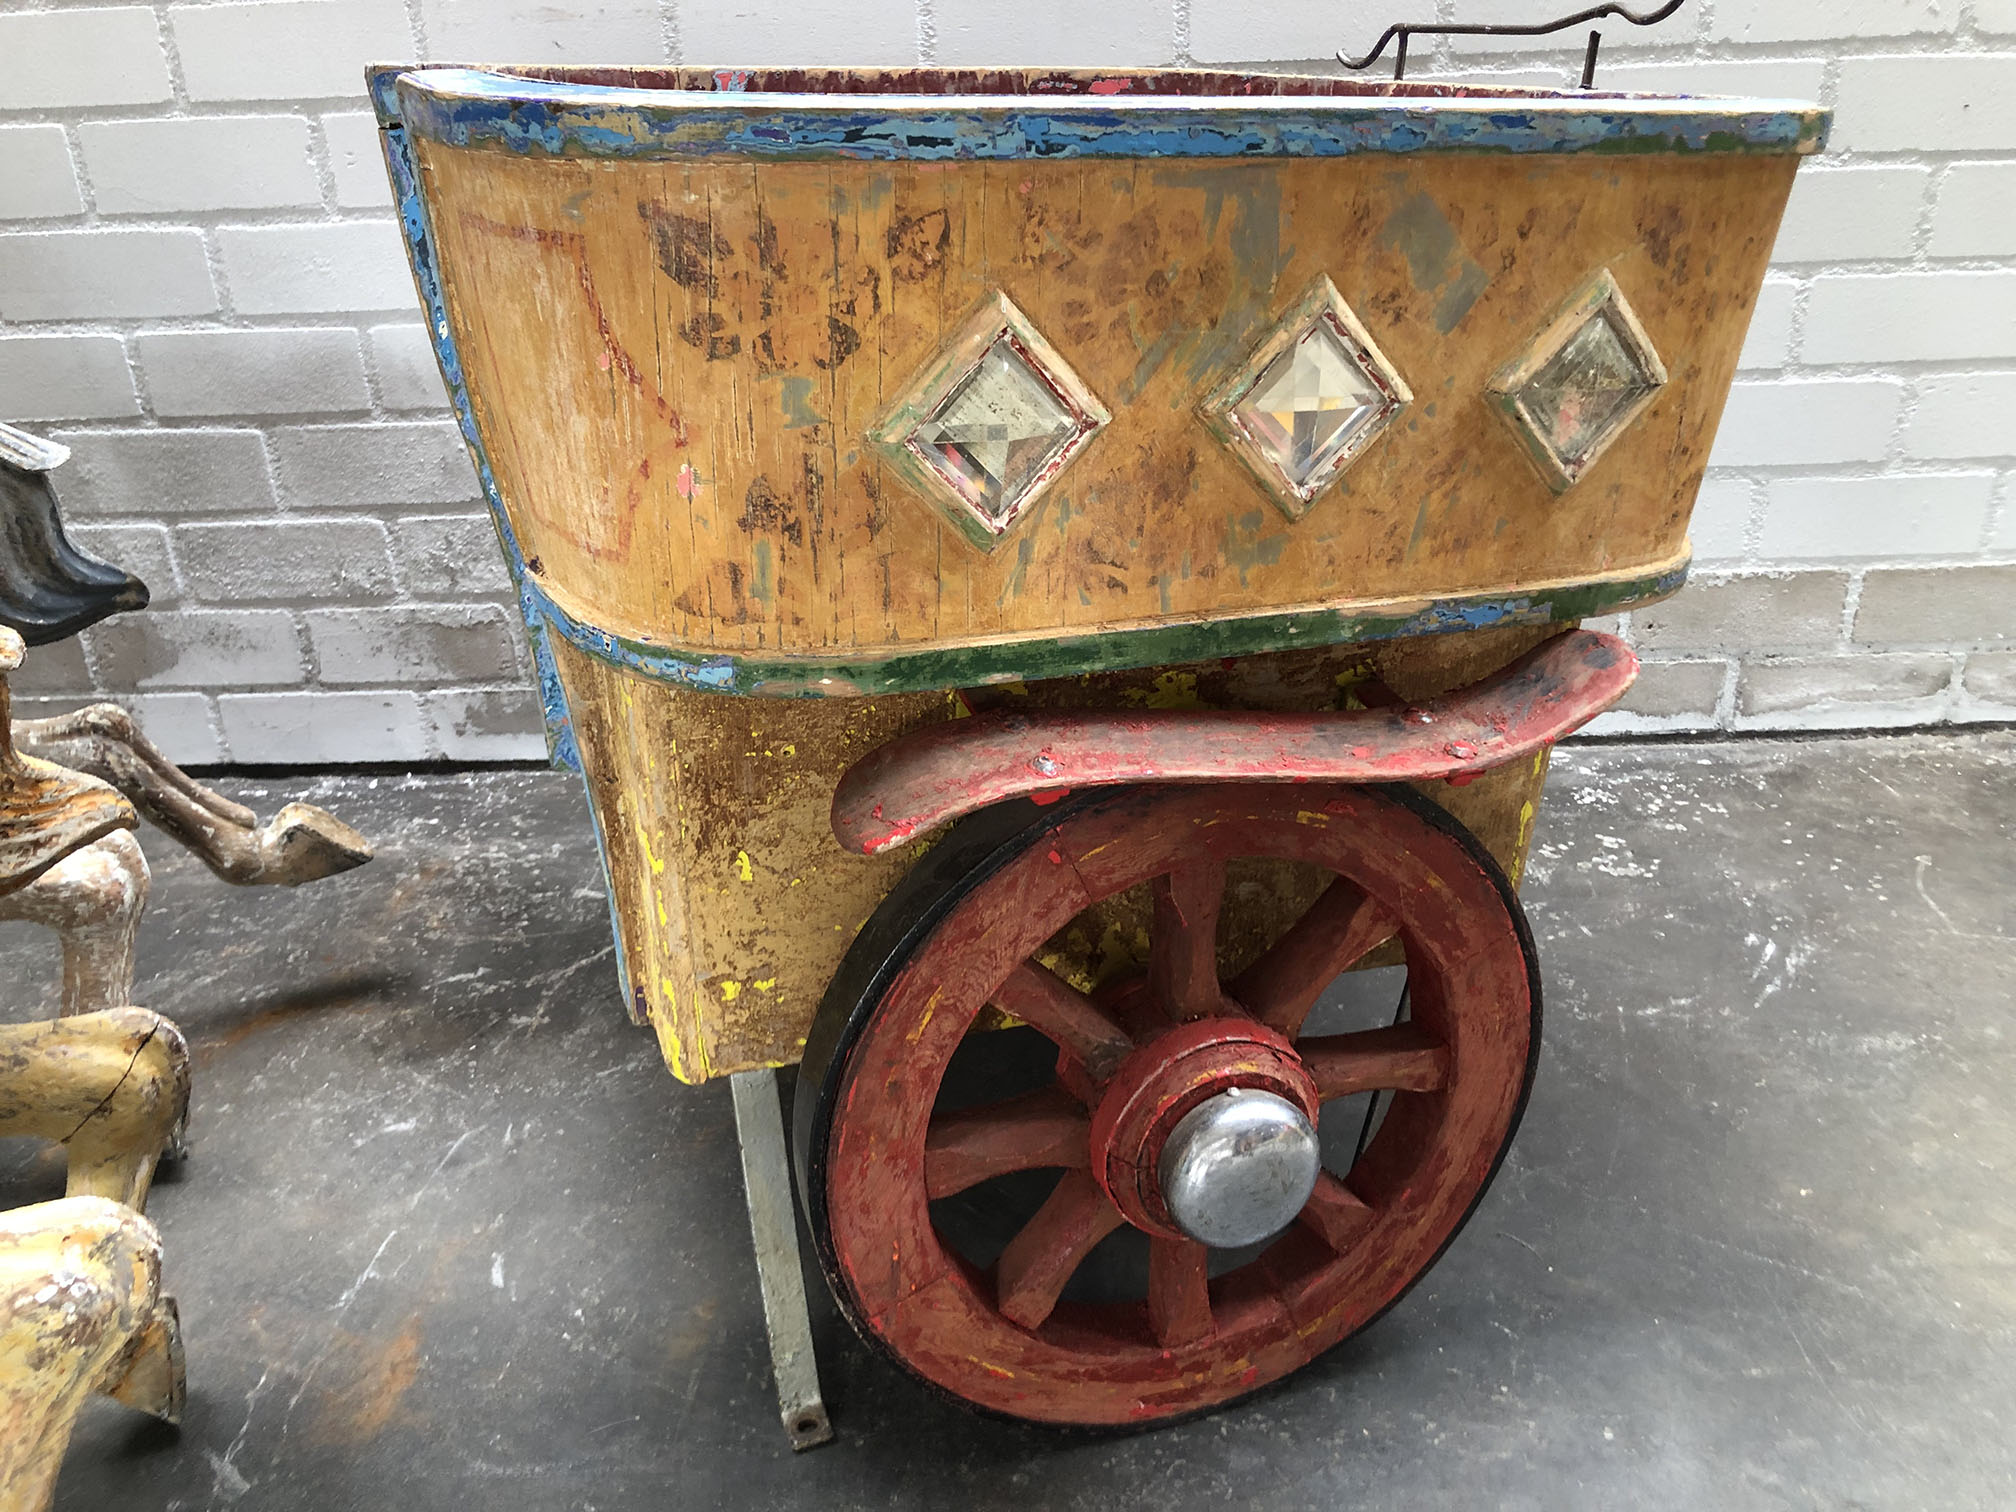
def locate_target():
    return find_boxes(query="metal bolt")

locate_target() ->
[1158,1088,1321,1249]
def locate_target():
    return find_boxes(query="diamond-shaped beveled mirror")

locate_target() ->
[1487,268,1668,493]
[1200,275,1412,520]
[871,292,1108,551]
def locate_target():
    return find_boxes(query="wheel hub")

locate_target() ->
[1160,1088,1321,1248]
[1086,1016,1321,1243]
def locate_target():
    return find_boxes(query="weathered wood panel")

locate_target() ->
[420,143,1790,685]
[560,623,1562,1080]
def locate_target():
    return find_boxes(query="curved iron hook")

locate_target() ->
[1339,0,1686,82]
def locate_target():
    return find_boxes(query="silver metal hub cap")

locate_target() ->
[1158,1088,1321,1248]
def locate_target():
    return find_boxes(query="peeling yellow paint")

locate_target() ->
[1512,797,1537,884]
[1333,661,1378,710]
[557,614,1558,1086]
[1121,669,1207,710]
[1296,810,1329,826]
[656,979,695,1083]
[634,820,666,875]
[906,988,943,1043]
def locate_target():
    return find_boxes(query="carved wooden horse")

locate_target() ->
[0,622,150,1014]
[0,422,372,903]
[1,622,191,1195]
[0,1009,190,1212]
[0,1197,184,1512]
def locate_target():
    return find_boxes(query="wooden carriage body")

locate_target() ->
[370,65,1823,1082]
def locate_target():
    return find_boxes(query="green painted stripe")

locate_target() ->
[526,559,1688,698]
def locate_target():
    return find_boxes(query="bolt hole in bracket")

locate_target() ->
[1338,0,1688,89]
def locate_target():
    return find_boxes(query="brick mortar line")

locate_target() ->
[4,312,430,341]
[656,0,677,66]
[1688,557,2016,575]
[403,0,430,60]
[1,211,403,234]
[1983,473,2014,551]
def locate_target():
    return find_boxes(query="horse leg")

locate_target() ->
[13,705,372,886]
[0,830,148,1016]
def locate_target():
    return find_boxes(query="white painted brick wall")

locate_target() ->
[420,0,669,61]
[1708,2,1955,46]
[1930,162,2016,256]
[1803,271,2016,364]
[135,328,371,417]
[1833,55,2016,152]
[1770,165,1929,262]
[171,1,413,104]
[80,115,322,215]
[937,0,1176,65]
[0,0,2009,762]
[0,229,217,319]
[1706,379,1903,468]
[0,9,173,111]
[0,126,85,220]
[0,336,139,421]
[678,0,918,65]
[365,325,450,411]
[214,222,417,314]
[321,111,394,210]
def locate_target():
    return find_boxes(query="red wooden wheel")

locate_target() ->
[794,783,1541,1426]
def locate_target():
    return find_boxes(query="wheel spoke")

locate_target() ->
[991,962,1134,1079]
[1147,859,1229,1021]
[1297,1172,1375,1253]
[996,1169,1126,1331]
[925,1087,1090,1199]
[1228,877,1399,1037]
[1298,1023,1449,1101]
[1147,1237,1214,1348]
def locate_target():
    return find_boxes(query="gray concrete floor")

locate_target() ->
[4,731,2011,1511]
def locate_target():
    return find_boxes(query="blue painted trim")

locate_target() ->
[380,112,581,773]
[380,104,648,1019]
[392,67,1827,162]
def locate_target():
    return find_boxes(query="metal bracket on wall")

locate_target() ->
[1339,0,1686,87]
[729,1069,836,1452]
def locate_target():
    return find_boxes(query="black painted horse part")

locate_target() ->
[0,423,148,646]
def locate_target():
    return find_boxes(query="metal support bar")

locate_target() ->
[729,1068,835,1451]
[1339,0,1684,79]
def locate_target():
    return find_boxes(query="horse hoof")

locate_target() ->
[253,803,373,887]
